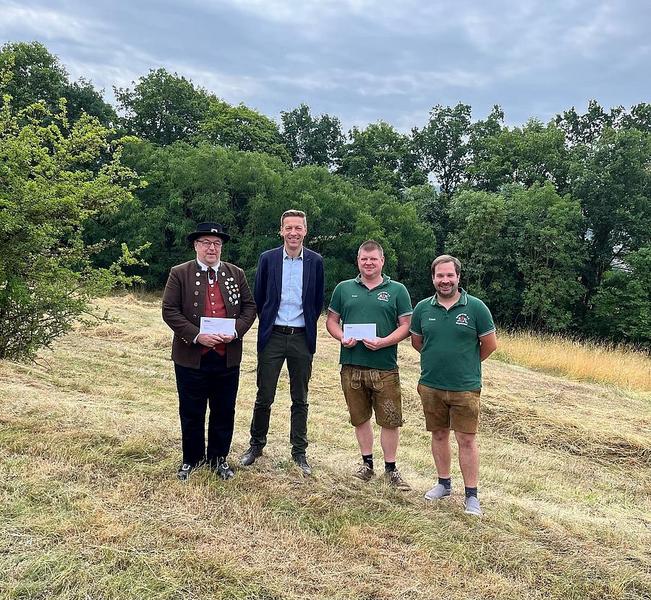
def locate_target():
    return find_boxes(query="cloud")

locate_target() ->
[0,1,95,44]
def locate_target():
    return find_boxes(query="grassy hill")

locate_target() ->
[1,295,650,600]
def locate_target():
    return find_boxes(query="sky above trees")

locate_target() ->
[1,0,650,130]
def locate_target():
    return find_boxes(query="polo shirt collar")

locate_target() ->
[196,258,221,271]
[283,247,304,260]
[354,274,391,288]
[431,288,468,308]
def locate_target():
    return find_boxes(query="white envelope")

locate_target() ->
[200,317,236,336]
[343,323,377,340]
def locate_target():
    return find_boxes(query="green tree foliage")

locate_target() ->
[199,100,290,161]
[103,142,435,300]
[0,95,140,360]
[570,128,651,303]
[447,185,584,331]
[590,247,651,344]
[338,121,426,196]
[469,119,569,193]
[280,103,344,168]
[115,68,212,145]
[0,41,116,126]
[412,103,472,197]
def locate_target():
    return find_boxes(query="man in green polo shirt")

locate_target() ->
[326,240,413,490]
[411,254,497,516]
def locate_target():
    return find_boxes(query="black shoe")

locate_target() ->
[212,457,235,480]
[292,454,312,476]
[240,446,262,466]
[177,460,203,481]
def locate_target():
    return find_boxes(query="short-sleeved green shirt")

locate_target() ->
[329,275,413,370]
[410,289,495,391]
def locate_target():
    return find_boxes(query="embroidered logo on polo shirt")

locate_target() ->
[456,313,470,326]
[376,291,390,302]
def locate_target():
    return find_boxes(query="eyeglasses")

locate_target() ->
[196,239,222,248]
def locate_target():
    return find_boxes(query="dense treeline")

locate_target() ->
[1,41,649,359]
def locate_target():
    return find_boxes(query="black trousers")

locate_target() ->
[175,351,240,465]
[249,331,313,457]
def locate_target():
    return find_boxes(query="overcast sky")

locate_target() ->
[1,0,650,131]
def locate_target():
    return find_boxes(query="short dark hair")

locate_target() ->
[431,254,461,276]
[280,209,307,228]
[357,240,384,257]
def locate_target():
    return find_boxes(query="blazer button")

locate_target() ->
[193,302,198,307]
[192,314,197,318]
[195,281,201,286]
[194,291,199,296]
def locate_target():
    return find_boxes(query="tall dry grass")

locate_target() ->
[495,331,651,392]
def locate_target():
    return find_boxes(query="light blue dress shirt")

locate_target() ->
[274,248,305,327]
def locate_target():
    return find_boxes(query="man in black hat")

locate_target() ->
[162,222,257,481]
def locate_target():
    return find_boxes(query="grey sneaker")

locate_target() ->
[424,483,451,500]
[464,495,482,516]
[353,463,375,481]
[385,469,411,491]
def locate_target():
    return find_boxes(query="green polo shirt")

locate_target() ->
[410,289,495,391]
[329,275,413,370]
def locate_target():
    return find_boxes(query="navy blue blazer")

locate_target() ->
[254,246,325,354]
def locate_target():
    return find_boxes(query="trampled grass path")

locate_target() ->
[1,295,650,599]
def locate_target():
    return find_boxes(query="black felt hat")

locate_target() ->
[187,222,231,244]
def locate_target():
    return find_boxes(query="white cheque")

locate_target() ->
[343,323,377,340]
[200,317,236,336]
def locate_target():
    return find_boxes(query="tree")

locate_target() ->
[590,247,651,345]
[280,103,344,168]
[468,119,569,193]
[199,100,290,161]
[0,94,140,360]
[446,185,584,331]
[554,100,622,146]
[503,184,584,330]
[412,103,472,197]
[570,128,651,307]
[338,121,426,196]
[0,41,116,126]
[115,68,212,145]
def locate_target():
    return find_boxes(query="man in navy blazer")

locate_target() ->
[240,209,325,475]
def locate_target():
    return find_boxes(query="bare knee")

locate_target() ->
[454,431,477,450]
[431,428,450,443]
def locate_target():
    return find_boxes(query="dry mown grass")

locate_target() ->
[1,294,650,599]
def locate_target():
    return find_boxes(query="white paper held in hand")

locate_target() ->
[200,317,236,336]
[343,323,377,340]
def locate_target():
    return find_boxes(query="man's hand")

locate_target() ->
[197,333,221,347]
[341,337,358,348]
[215,333,235,344]
[362,337,385,351]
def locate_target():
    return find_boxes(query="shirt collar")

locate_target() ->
[431,288,468,307]
[283,247,304,260]
[196,258,221,271]
[354,274,390,287]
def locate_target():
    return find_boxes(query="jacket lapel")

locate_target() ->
[302,251,312,303]
[273,247,283,301]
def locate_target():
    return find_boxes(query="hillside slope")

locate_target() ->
[1,295,650,599]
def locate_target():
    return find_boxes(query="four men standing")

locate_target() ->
[163,220,496,516]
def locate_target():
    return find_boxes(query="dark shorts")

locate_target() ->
[341,365,403,428]
[417,384,481,433]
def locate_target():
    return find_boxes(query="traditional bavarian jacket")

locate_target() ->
[162,260,256,369]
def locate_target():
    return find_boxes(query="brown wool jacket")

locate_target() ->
[162,260,257,369]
